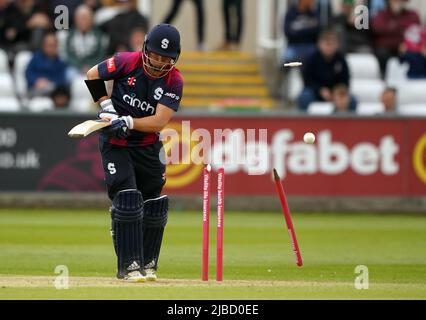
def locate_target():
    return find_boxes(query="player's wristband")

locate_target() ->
[100,99,115,112]
[84,79,108,102]
[122,116,134,130]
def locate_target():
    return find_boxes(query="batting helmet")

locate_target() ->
[142,24,181,78]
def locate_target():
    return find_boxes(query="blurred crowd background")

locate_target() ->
[0,0,425,115]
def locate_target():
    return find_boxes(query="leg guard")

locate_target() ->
[111,189,144,278]
[142,195,169,270]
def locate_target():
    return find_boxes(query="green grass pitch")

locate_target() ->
[0,208,425,299]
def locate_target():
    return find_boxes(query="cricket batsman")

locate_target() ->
[85,23,183,282]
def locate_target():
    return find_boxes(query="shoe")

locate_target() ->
[145,268,157,281]
[121,270,146,283]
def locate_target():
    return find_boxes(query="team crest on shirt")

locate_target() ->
[127,76,136,86]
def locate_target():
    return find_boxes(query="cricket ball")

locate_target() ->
[303,132,315,144]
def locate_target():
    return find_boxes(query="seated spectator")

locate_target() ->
[0,0,50,61]
[50,86,71,109]
[101,0,118,5]
[369,0,387,17]
[372,0,420,76]
[381,87,398,112]
[64,5,106,76]
[331,84,356,113]
[334,0,373,53]
[128,27,145,52]
[283,0,320,63]
[25,31,69,98]
[0,0,8,46]
[84,0,102,12]
[399,25,426,79]
[297,29,357,111]
[101,0,148,55]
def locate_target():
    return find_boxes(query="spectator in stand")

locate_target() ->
[381,87,398,112]
[331,83,356,113]
[50,86,71,109]
[369,0,386,17]
[371,0,420,76]
[84,0,102,12]
[0,0,8,48]
[101,0,148,55]
[217,0,244,51]
[334,0,373,53]
[25,31,69,99]
[283,0,321,63]
[0,0,50,61]
[399,25,426,79]
[64,4,106,76]
[297,29,357,111]
[101,0,118,5]
[163,0,205,51]
[127,27,145,52]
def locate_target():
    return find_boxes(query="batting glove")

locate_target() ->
[108,116,134,139]
[98,99,118,120]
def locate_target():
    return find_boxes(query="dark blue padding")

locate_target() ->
[111,189,144,276]
[142,195,168,270]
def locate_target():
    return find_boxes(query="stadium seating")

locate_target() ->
[289,53,385,108]
[0,49,9,73]
[70,75,93,112]
[398,104,426,116]
[356,102,385,115]
[396,80,426,105]
[13,51,32,99]
[0,97,21,112]
[56,30,69,60]
[307,102,334,115]
[347,53,381,80]
[350,78,385,103]
[0,73,15,97]
[27,97,54,112]
[385,57,409,88]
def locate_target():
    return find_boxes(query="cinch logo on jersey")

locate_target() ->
[107,57,116,73]
[123,93,155,114]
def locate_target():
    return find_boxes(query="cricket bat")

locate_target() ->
[68,119,110,138]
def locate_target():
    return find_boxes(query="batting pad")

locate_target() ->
[142,195,169,270]
[111,189,144,277]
